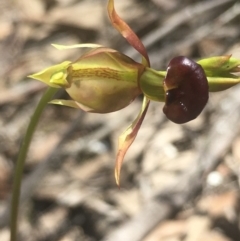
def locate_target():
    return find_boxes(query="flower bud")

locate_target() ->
[66,47,145,113]
[198,55,240,74]
[198,55,240,92]
[29,47,145,113]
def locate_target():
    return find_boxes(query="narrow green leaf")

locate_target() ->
[49,99,95,112]
[51,43,103,50]
[49,99,80,108]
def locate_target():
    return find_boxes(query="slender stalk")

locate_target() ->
[139,67,166,102]
[10,87,58,241]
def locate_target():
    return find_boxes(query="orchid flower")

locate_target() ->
[29,0,240,186]
[10,2,240,241]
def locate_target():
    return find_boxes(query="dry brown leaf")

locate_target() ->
[197,191,238,221]
[143,220,186,241]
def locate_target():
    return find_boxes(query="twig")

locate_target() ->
[124,0,235,59]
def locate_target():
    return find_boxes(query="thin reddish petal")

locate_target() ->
[115,97,150,186]
[107,0,150,67]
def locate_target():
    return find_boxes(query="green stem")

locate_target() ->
[10,87,58,241]
[139,67,166,102]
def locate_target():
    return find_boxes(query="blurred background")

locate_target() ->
[0,0,240,240]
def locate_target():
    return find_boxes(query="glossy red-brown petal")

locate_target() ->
[163,56,209,124]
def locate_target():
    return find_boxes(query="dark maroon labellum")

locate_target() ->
[163,56,209,124]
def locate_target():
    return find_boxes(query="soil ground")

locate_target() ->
[0,0,240,241]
